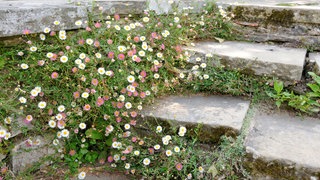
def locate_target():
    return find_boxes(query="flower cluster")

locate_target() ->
[0,1,234,179]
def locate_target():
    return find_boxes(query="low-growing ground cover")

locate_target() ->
[0,0,319,179]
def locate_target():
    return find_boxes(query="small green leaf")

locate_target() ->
[274,80,283,94]
[275,100,282,108]
[308,72,320,85]
[266,91,276,98]
[85,128,103,140]
[80,149,88,155]
[307,92,320,98]
[105,136,113,146]
[307,83,320,93]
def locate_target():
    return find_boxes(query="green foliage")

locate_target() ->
[0,0,246,179]
[267,75,320,113]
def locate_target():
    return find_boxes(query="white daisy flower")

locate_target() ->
[20,63,29,69]
[79,123,86,130]
[118,46,127,52]
[125,102,132,109]
[134,150,140,156]
[38,101,47,109]
[0,129,6,138]
[43,27,51,33]
[124,124,130,130]
[97,67,106,75]
[143,17,149,22]
[53,20,60,25]
[154,73,160,79]
[143,158,150,165]
[47,52,53,58]
[48,120,56,128]
[79,53,86,59]
[138,50,145,57]
[140,36,146,41]
[200,63,207,68]
[165,150,173,157]
[154,144,161,150]
[39,34,46,40]
[174,146,180,153]
[19,97,27,103]
[60,56,68,63]
[156,126,162,133]
[61,129,69,138]
[118,95,125,102]
[78,63,86,70]
[78,171,86,179]
[75,20,83,26]
[127,75,135,83]
[81,92,89,98]
[4,117,12,124]
[86,38,93,45]
[56,105,65,112]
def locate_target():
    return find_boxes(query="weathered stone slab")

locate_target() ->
[222,3,320,50]
[0,0,147,37]
[148,0,206,14]
[83,172,130,180]
[245,105,320,178]
[228,5,320,25]
[142,94,250,141]
[309,53,320,75]
[185,41,306,81]
[11,135,55,173]
[88,0,146,17]
[216,0,320,6]
[0,2,87,37]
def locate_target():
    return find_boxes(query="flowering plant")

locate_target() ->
[0,1,235,179]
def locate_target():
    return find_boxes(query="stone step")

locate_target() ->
[216,0,320,49]
[0,0,146,37]
[184,41,307,82]
[73,171,130,180]
[245,104,320,179]
[11,135,57,173]
[141,94,250,142]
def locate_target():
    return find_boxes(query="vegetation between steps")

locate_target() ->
[0,0,319,179]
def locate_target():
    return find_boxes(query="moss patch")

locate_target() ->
[266,9,294,25]
[231,6,294,26]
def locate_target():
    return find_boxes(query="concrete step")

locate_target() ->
[0,0,146,37]
[245,104,320,179]
[184,41,307,82]
[216,0,320,49]
[141,94,250,142]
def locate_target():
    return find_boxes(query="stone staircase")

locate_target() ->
[142,95,320,179]
[1,0,320,179]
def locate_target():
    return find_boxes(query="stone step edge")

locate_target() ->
[224,4,320,25]
[183,41,306,82]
